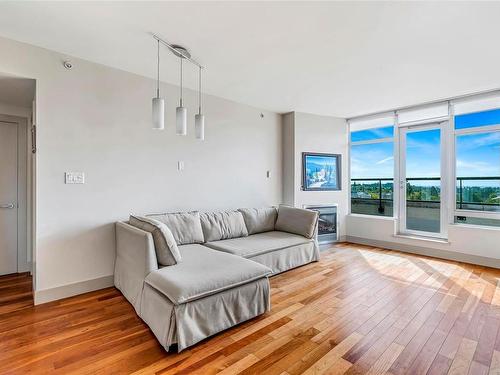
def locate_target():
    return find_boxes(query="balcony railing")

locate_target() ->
[351,177,500,216]
[351,178,393,215]
[456,177,500,210]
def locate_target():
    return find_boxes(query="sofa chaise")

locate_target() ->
[114,205,319,352]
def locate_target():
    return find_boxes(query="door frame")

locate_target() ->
[397,121,449,239]
[0,113,31,274]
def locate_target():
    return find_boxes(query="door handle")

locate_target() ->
[0,203,15,209]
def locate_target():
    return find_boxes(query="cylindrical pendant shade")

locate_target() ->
[152,97,165,130]
[195,114,205,140]
[176,106,187,135]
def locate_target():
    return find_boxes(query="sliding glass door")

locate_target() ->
[399,124,447,237]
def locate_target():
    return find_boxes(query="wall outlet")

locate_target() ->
[65,172,85,184]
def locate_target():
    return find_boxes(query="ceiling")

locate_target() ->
[0,73,35,108]
[0,1,499,118]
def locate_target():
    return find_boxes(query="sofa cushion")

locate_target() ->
[205,231,313,258]
[128,215,181,266]
[275,205,318,239]
[238,207,277,235]
[145,244,271,305]
[200,211,248,242]
[148,211,204,245]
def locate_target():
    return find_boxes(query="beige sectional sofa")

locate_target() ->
[114,205,319,352]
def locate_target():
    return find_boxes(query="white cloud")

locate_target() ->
[458,132,500,151]
[457,159,500,176]
[472,132,500,147]
[375,156,394,165]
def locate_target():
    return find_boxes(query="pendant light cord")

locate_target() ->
[198,67,202,114]
[180,57,183,106]
[156,40,160,98]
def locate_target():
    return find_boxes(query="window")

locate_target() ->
[348,93,500,234]
[350,126,393,142]
[455,108,500,130]
[350,124,394,217]
[454,108,500,222]
[456,132,500,212]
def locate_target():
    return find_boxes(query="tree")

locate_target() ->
[430,186,439,201]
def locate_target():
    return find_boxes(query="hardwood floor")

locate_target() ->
[2,243,500,374]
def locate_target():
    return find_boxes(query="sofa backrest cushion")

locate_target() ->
[200,210,249,242]
[275,205,318,239]
[147,211,205,245]
[129,215,182,266]
[238,207,277,235]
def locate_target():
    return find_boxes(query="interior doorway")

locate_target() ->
[0,115,30,276]
[0,74,35,280]
[0,118,21,274]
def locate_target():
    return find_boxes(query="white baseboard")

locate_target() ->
[34,275,114,305]
[346,236,500,269]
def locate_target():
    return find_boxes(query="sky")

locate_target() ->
[305,155,338,179]
[306,155,338,169]
[351,110,500,187]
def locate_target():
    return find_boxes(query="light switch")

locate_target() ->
[177,161,184,171]
[266,170,271,178]
[65,172,85,184]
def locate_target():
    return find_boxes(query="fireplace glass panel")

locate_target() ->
[304,205,338,244]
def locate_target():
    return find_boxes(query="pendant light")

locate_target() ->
[195,67,205,140]
[152,39,164,130]
[176,56,187,135]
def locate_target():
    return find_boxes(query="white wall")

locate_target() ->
[0,102,30,118]
[282,113,295,206]
[0,36,283,301]
[282,112,348,239]
[347,214,500,265]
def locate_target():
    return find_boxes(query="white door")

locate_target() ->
[0,121,18,275]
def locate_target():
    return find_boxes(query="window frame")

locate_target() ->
[397,121,450,239]
[348,96,500,234]
[451,112,500,221]
[349,123,395,218]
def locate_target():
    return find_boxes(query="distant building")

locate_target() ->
[352,192,371,199]
[382,192,393,199]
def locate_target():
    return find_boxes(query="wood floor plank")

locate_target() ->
[489,350,500,375]
[286,339,338,375]
[324,357,353,375]
[302,332,362,375]
[365,342,404,375]
[468,360,489,375]
[448,337,478,375]
[217,354,260,374]
[426,353,453,375]
[473,315,500,367]
[2,243,500,374]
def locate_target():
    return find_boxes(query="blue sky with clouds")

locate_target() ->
[457,132,500,185]
[351,142,394,179]
[351,111,500,187]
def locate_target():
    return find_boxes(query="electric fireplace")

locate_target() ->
[303,204,338,244]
